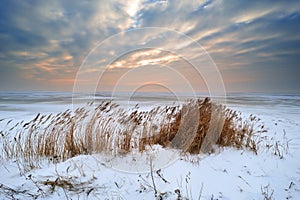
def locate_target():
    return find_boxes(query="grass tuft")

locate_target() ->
[0,98,267,170]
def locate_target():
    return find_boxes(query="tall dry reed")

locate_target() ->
[0,98,266,170]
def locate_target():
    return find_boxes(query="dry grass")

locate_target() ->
[0,98,267,170]
[138,98,266,154]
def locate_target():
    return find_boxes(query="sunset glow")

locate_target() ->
[0,0,299,93]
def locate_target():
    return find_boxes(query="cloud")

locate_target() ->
[107,49,179,70]
[0,0,299,93]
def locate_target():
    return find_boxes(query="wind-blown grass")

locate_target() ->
[0,98,266,171]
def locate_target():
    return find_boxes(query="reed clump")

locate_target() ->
[138,98,266,154]
[0,98,266,169]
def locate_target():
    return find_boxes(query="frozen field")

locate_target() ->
[0,92,299,199]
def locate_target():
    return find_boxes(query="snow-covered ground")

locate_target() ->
[0,92,299,199]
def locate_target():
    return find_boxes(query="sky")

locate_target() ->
[0,0,300,94]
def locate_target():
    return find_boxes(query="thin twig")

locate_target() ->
[150,156,157,196]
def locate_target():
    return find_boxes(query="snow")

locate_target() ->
[0,93,300,199]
